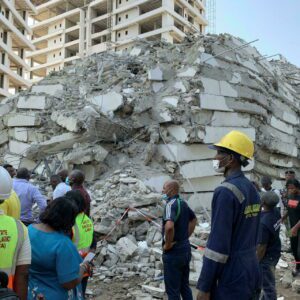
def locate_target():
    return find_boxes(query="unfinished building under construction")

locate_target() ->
[28,0,208,81]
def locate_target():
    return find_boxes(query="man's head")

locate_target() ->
[0,166,12,203]
[69,169,85,186]
[261,176,272,191]
[162,180,180,199]
[50,174,62,190]
[285,170,295,181]
[16,168,30,181]
[261,191,279,210]
[286,178,300,196]
[57,169,68,183]
[3,164,16,178]
[210,131,253,175]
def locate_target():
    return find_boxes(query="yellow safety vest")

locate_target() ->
[72,213,94,256]
[0,214,25,289]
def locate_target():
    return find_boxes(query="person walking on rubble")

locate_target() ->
[197,131,261,300]
[257,191,281,300]
[162,180,197,300]
[13,168,47,226]
[50,174,71,200]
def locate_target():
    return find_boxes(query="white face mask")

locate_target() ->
[212,155,232,173]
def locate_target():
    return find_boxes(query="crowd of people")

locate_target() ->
[0,166,94,300]
[0,130,299,300]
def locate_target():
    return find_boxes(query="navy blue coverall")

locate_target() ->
[197,171,261,299]
[162,195,196,300]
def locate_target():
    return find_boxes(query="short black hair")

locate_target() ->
[50,174,61,182]
[261,191,279,208]
[66,190,85,213]
[40,197,78,234]
[0,271,8,288]
[285,170,295,175]
[261,176,272,186]
[286,178,300,189]
[16,168,30,180]
[70,169,85,185]
[3,164,13,170]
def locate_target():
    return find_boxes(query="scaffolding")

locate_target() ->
[206,0,216,34]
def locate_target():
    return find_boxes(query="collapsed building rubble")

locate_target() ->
[1,33,300,298]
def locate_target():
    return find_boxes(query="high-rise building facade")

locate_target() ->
[29,0,207,81]
[0,0,36,100]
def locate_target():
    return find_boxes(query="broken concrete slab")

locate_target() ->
[116,237,138,262]
[141,285,165,298]
[0,130,8,145]
[211,112,250,127]
[0,103,13,117]
[162,96,178,107]
[9,127,28,142]
[17,95,47,110]
[158,144,215,162]
[143,175,171,192]
[88,91,123,115]
[7,113,41,127]
[31,84,64,97]
[51,112,79,132]
[148,65,173,81]
[270,116,293,135]
[167,125,189,143]
[178,67,197,77]
[183,176,223,192]
[188,193,213,210]
[9,140,31,156]
[199,93,233,111]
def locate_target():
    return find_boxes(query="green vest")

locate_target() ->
[0,214,25,289]
[72,213,94,254]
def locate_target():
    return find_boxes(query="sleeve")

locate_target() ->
[32,186,47,212]
[257,223,270,245]
[197,187,237,292]
[188,206,196,221]
[163,199,177,222]
[16,233,31,266]
[56,239,82,284]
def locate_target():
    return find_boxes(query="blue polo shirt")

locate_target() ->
[258,208,281,261]
[162,195,196,254]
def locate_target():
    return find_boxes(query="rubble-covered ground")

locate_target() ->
[1,33,300,298]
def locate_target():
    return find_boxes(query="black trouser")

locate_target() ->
[260,257,278,300]
[290,231,300,270]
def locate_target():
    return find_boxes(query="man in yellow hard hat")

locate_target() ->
[196,131,261,300]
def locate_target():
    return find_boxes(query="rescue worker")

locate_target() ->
[257,191,281,300]
[0,166,31,300]
[197,130,261,300]
[66,190,94,298]
[162,180,197,300]
[0,165,21,219]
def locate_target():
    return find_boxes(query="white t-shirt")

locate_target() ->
[53,182,71,200]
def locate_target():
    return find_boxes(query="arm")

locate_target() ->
[32,187,47,213]
[189,217,197,237]
[61,262,90,290]
[164,221,175,251]
[291,220,300,236]
[197,188,236,293]
[14,265,29,300]
[256,244,267,261]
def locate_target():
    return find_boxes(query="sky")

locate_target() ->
[215,0,300,67]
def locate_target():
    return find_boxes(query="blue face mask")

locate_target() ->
[161,194,169,201]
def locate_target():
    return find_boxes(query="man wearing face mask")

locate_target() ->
[197,131,261,300]
[162,180,197,300]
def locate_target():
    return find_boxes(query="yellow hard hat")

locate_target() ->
[212,130,254,159]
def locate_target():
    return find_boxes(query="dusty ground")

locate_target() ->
[87,272,299,299]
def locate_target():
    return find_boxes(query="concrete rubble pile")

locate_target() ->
[0,33,300,298]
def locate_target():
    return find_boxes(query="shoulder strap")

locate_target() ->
[219,182,245,204]
[175,198,182,222]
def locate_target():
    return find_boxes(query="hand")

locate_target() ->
[291,225,299,237]
[197,291,210,300]
[163,241,176,251]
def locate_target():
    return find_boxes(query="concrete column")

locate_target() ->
[161,12,174,43]
[86,6,92,54]
[162,0,175,10]
[79,9,85,58]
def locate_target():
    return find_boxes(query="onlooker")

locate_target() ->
[69,170,91,216]
[28,197,89,300]
[58,169,69,183]
[67,190,94,298]
[285,179,300,277]
[0,166,31,300]
[0,165,21,219]
[257,191,281,299]
[261,176,283,215]
[3,164,16,178]
[13,168,47,226]
[50,174,71,200]
[162,180,197,300]
[285,170,296,181]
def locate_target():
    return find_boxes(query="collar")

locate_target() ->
[14,178,28,183]
[167,195,179,202]
[225,170,244,181]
